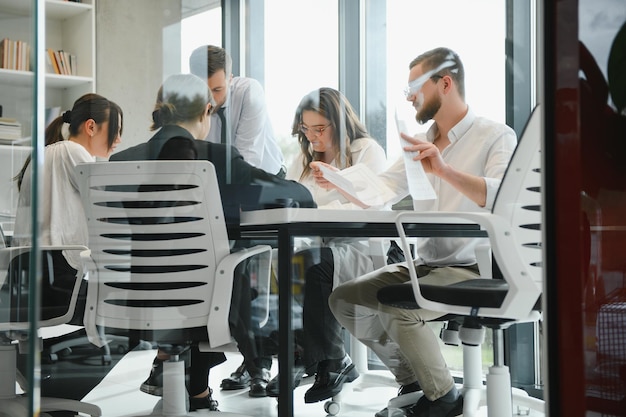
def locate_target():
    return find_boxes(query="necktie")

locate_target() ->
[217,107,227,144]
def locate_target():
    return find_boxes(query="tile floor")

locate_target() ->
[80,350,546,417]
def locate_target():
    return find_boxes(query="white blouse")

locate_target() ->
[13,141,95,271]
[286,137,389,287]
[287,137,388,208]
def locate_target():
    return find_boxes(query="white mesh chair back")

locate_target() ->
[76,161,239,347]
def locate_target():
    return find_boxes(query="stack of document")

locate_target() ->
[318,164,396,208]
[0,117,22,142]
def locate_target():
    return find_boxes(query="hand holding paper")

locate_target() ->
[394,110,437,201]
[315,163,396,208]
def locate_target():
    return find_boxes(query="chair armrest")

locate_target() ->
[0,245,89,332]
[79,248,107,348]
[207,244,273,348]
[394,211,542,319]
[475,243,492,279]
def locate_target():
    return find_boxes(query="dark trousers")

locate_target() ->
[228,258,272,374]
[300,247,345,367]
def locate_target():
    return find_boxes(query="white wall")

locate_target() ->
[96,0,182,153]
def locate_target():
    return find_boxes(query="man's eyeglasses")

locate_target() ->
[300,123,331,136]
[403,74,443,99]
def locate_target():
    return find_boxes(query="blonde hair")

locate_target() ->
[151,73,215,130]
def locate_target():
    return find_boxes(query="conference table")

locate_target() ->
[238,208,487,417]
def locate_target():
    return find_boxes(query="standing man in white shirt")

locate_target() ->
[188,44,283,396]
[189,44,286,178]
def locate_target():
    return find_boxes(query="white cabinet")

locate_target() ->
[0,0,95,220]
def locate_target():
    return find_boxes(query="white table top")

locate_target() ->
[240,208,476,226]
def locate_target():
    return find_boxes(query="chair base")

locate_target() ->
[137,358,253,417]
[132,410,249,417]
[0,397,102,417]
[0,343,102,417]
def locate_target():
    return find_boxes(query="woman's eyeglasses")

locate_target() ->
[299,123,331,136]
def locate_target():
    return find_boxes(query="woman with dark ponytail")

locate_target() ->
[12,93,123,322]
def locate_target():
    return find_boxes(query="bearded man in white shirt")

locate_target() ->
[326,47,518,417]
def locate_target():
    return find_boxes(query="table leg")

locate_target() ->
[277,227,295,417]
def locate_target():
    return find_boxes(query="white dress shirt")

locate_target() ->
[380,108,518,266]
[205,76,285,175]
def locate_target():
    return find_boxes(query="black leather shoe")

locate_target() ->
[266,364,308,397]
[398,381,421,396]
[375,381,423,417]
[248,367,271,397]
[220,361,251,390]
[304,355,359,403]
[404,390,463,417]
[188,388,219,411]
[140,358,164,396]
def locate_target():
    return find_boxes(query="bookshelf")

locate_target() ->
[0,0,95,219]
[0,0,95,138]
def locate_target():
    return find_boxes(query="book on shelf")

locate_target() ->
[0,117,23,141]
[0,38,30,72]
[46,49,60,74]
[46,48,77,75]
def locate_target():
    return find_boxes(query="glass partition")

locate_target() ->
[1,0,39,415]
[0,1,547,416]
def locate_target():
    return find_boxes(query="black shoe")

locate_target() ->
[220,361,251,390]
[266,365,308,397]
[189,389,220,412]
[140,358,164,396]
[375,381,422,417]
[405,388,463,417]
[304,355,359,403]
[248,367,271,397]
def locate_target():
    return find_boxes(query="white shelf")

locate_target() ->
[0,68,92,88]
[0,138,32,147]
[0,0,92,20]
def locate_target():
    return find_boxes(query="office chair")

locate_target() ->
[377,105,546,417]
[76,160,271,417]
[0,245,102,417]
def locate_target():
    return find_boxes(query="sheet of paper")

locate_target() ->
[318,164,395,207]
[395,111,437,201]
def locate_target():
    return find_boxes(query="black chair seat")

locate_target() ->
[377,279,509,310]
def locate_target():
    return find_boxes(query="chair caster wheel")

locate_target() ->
[324,400,340,415]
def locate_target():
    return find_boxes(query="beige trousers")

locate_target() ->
[328,262,479,401]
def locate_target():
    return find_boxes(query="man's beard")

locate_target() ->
[416,95,441,125]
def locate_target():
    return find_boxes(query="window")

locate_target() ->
[180,7,222,73]
[263,0,339,167]
[384,0,507,162]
